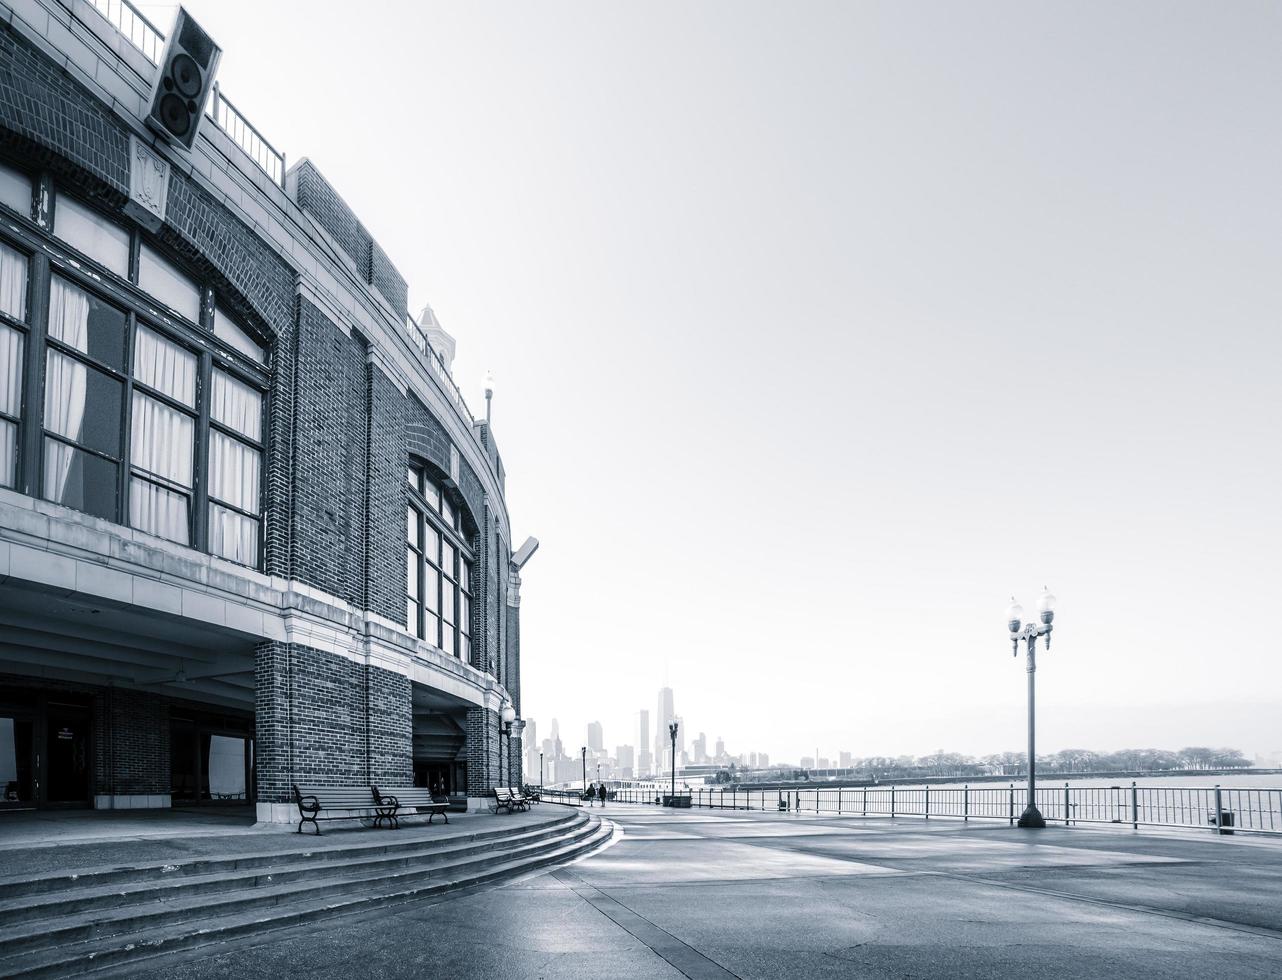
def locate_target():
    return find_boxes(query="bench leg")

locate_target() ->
[298,815,320,835]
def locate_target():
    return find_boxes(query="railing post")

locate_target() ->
[1131,781,1139,830]
[924,785,930,819]
[890,786,896,819]
[863,786,867,816]
[963,784,969,822]
[1009,783,1014,826]
[1214,785,1223,835]
[1065,782,1070,826]
[837,788,842,815]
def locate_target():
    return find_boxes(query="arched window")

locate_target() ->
[0,162,269,566]
[406,463,473,660]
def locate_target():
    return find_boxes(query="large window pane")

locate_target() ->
[210,370,262,440]
[0,164,30,218]
[406,547,418,599]
[209,430,260,513]
[53,196,130,277]
[129,476,189,545]
[423,525,439,565]
[0,324,20,488]
[44,351,121,457]
[49,277,126,370]
[209,503,258,566]
[407,506,417,546]
[139,245,200,323]
[130,392,193,487]
[0,241,27,320]
[213,306,265,363]
[423,565,439,614]
[43,439,118,520]
[133,325,196,406]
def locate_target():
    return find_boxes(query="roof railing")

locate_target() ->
[406,314,476,424]
[89,0,286,188]
[89,0,163,63]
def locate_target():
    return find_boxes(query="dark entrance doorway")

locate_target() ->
[44,706,91,804]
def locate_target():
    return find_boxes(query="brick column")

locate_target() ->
[254,640,413,822]
[465,705,500,809]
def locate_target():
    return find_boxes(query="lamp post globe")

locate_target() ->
[500,704,516,728]
[1036,588,1056,624]
[1006,598,1023,633]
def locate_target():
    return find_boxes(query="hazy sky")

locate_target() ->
[178,1,1280,762]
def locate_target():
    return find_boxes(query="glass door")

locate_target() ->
[0,716,36,809]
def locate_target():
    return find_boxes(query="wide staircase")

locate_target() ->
[0,807,609,978]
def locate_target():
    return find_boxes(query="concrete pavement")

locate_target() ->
[109,806,1282,978]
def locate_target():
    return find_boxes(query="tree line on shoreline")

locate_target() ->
[715,746,1255,784]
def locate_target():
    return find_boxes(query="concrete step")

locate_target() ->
[0,815,612,980]
[0,813,598,955]
[0,812,586,926]
[0,806,581,901]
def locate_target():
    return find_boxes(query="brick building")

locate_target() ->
[0,0,533,820]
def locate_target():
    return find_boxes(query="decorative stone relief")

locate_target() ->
[124,135,170,232]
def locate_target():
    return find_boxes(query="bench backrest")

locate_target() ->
[377,787,443,806]
[492,786,513,801]
[295,785,379,809]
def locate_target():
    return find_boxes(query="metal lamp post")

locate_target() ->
[668,721,679,801]
[499,703,516,787]
[581,746,587,795]
[1006,588,1057,829]
[539,750,544,789]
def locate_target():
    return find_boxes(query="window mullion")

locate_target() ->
[193,349,212,551]
[19,251,50,497]
[119,312,135,526]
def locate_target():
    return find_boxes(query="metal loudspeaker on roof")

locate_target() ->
[145,7,222,150]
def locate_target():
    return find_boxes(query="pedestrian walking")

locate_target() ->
[598,782,607,807]
[586,782,595,807]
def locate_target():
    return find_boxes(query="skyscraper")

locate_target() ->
[655,687,674,770]
[637,710,651,776]
[587,721,603,753]
[525,719,538,784]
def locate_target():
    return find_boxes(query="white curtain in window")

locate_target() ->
[209,430,259,513]
[130,393,193,486]
[209,503,258,565]
[208,428,260,565]
[43,281,90,500]
[128,392,193,544]
[0,242,26,320]
[134,326,195,406]
[210,370,261,440]
[0,324,24,488]
[47,278,90,353]
[130,477,189,544]
[0,421,13,488]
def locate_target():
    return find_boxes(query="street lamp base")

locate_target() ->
[1017,804,1046,828]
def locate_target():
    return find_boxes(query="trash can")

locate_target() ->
[1209,809,1235,834]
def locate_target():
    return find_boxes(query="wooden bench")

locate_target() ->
[370,786,450,827]
[490,786,523,814]
[506,787,531,811]
[292,784,398,835]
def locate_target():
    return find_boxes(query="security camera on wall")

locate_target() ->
[144,7,222,150]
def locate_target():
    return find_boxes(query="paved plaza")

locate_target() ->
[110,806,1282,979]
